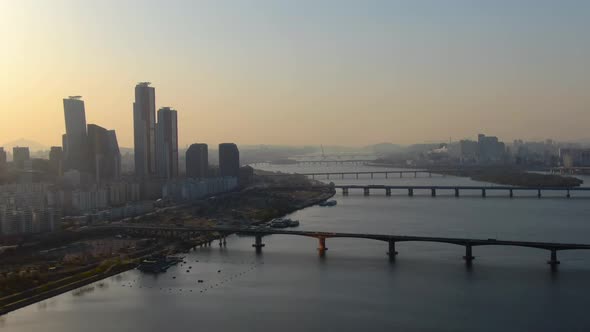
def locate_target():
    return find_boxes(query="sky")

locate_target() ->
[1,0,589,148]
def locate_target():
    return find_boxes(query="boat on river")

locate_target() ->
[138,255,183,273]
[319,200,337,207]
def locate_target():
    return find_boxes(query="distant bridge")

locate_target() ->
[550,167,590,175]
[105,225,590,269]
[264,170,444,179]
[299,170,443,179]
[334,184,590,198]
[250,159,378,166]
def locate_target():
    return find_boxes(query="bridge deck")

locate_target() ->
[110,225,590,250]
[335,185,590,191]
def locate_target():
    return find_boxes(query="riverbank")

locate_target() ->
[0,181,334,315]
[431,168,583,187]
[365,162,583,187]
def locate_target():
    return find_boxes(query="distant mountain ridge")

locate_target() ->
[1,138,49,152]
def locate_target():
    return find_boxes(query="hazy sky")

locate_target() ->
[1,0,589,148]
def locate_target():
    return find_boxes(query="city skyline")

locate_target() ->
[2,1,590,147]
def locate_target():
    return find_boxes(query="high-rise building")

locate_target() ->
[13,147,30,169]
[61,134,68,159]
[219,143,240,177]
[63,96,88,172]
[87,124,122,184]
[186,143,208,178]
[133,82,156,177]
[49,146,64,177]
[107,130,122,179]
[155,107,178,179]
[0,147,6,170]
[477,134,505,163]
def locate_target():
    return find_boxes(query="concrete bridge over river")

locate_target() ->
[104,225,590,269]
[334,184,590,198]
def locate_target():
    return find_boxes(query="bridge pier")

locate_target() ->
[341,173,344,179]
[388,240,398,261]
[364,188,370,196]
[385,173,388,179]
[455,188,459,197]
[509,189,513,198]
[326,173,330,180]
[317,237,328,257]
[386,188,391,196]
[342,188,349,196]
[463,244,474,265]
[356,173,359,179]
[252,235,265,253]
[371,173,374,179]
[399,172,402,178]
[538,189,542,198]
[408,188,414,197]
[429,172,432,178]
[414,172,417,178]
[547,249,560,269]
[431,188,436,197]
[482,189,486,198]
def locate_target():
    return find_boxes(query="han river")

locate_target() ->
[3,164,590,332]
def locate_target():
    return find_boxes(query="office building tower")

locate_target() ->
[13,147,30,169]
[186,143,208,178]
[155,107,178,179]
[477,134,505,163]
[63,96,88,172]
[61,134,68,159]
[87,124,122,184]
[219,143,240,177]
[0,147,6,170]
[133,82,156,177]
[49,146,64,177]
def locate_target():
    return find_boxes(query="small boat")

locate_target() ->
[137,255,183,273]
[319,200,337,207]
[270,218,289,228]
[287,219,300,227]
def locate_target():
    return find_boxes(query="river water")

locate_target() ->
[3,164,590,331]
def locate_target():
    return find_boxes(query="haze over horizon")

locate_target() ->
[1,0,589,147]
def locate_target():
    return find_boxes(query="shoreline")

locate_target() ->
[364,163,583,187]
[0,186,334,316]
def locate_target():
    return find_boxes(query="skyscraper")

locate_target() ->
[186,143,208,178]
[87,124,121,184]
[155,107,178,179]
[63,96,88,172]
[49,146,64,177]
[0,148,6,170]
[219,143,240,177]
[133,82,156,177]
[12,147,30,169]
[61,134,68,159]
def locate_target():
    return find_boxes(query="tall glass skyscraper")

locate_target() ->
[133,82,156,178]
[155,107,178,179]
[63,96,88,172]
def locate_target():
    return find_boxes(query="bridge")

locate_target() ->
[334,184,590,198]
[249,159,377,166]
[107,225,590,269]
[296,170,443,179]
[550,167,590,175]
[295,159,376,165]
